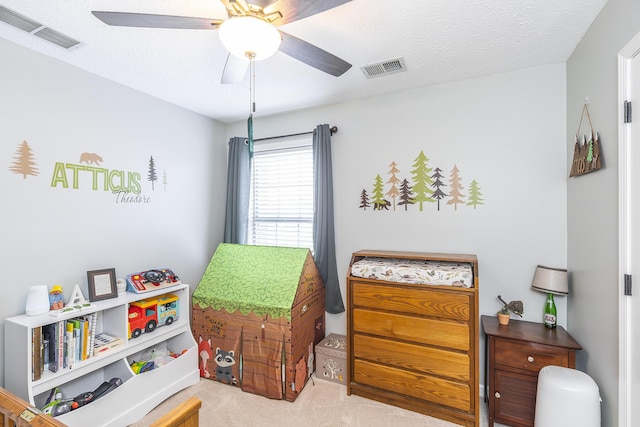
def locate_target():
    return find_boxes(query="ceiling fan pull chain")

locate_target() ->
[247,53,256,160]
[248,114,254,159]
[250,55,256,114]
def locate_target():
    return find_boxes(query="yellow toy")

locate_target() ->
[49,285,65,310]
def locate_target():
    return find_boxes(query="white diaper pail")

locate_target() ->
[534,365,601,427]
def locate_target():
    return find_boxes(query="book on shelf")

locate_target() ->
[86,312,98,360]
[81,317,89,360]
[42,323,58,373]
[32,313,103,378]
[65,321,75,369]
[57,320,65,370]
[37,312,101,373]
[31,326,43,381]
[43,338,49,371]
[93,332,123,356]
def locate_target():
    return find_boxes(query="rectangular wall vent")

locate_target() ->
[0,5,80,49]
[360,57,407,79]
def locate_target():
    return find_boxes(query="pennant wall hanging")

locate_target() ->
[570,101,602,177]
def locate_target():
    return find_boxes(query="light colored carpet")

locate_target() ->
[131,377,498,426]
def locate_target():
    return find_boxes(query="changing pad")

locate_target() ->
[350,257,473,288]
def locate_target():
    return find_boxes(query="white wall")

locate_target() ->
[0,38,227,387]
[0,31,570,404]
[566,0,640,425]
[227,64,568,382]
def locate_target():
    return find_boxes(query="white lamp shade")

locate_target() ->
[531,265,569,295]
[25,285,50,316]
[219,16,282,61]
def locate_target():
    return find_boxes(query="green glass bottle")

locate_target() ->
[543,293,557,328]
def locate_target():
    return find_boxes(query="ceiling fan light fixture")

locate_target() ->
[219,16,281,61]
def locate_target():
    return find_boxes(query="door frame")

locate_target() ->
[618,30,640,427]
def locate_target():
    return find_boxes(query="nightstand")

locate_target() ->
[482,315,582,427]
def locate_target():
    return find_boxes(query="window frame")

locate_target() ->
[247,135,314,250]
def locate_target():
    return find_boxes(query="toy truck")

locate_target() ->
[128,293,179,339]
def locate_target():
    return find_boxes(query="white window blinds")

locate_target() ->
[248,136,314,250]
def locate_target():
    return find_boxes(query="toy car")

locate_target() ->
[128,294,178,339]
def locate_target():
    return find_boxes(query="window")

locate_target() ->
[248,136,314,250]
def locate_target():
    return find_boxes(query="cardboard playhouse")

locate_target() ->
[192,243,325,402]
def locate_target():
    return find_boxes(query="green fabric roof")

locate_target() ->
[193,243,311,320]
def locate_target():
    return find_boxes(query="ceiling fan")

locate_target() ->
[91,0,353,84]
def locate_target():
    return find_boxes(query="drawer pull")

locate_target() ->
[527,356,534,363]
[495,392,501,399]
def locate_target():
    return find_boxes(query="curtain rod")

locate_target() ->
[253,125,338,142]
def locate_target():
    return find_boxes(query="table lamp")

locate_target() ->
[531,265,568,328]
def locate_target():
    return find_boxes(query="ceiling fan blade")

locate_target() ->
[275,0,352,25]
[221,53,250,84]
[91,11,223,30]
[279,31,351,77]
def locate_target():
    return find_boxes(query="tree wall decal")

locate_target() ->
[386,161,401,210]
[359,189,371,210]
[356,151,485,213]
[371,174,390,210]
[466,179,485,209]
[162,169,168,191]
[430,167,448,211]
[410,150,434,211]
[447,164,465,211]
[147,155,157,190]
[397,178,415,211]
[9,140,39,179]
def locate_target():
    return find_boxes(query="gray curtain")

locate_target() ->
[223,137,250,244]
[313,124,345,313]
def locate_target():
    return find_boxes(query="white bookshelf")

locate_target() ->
[4,283,199,427]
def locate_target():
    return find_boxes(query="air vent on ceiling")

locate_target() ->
[0,5,81,50]
[360,57,407,79]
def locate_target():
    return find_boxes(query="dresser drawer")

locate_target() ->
[351,281,471,320]
[494,338,570,373]
[353,359,472,411]
[353,308,470,351]
[353,334,470,381]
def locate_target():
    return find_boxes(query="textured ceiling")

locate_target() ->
[0,0,607,124]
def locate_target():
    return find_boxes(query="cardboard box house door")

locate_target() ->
[192,244,325,401]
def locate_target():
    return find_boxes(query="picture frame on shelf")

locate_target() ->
[87,268,118,302]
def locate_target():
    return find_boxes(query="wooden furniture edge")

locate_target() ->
[349,249,478,263]
[0,387,66,427]
[472,276,480,426]
[348,383,477,427]
[481,315,582,350]
[149,396,202,427]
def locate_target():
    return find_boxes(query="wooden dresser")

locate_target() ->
[347,250,480,427]
[482,315,582,427]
